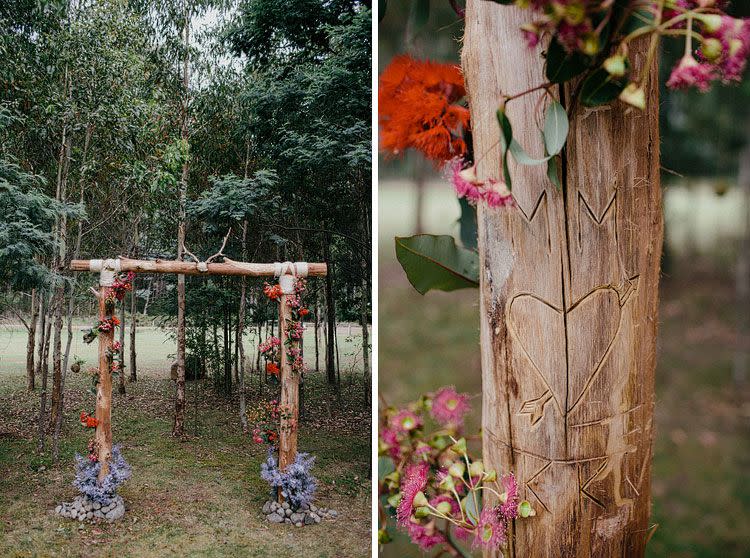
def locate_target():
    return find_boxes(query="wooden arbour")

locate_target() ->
[69,257,326,485]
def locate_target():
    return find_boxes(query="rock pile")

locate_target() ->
[262,500,338,527]
[55,495,125,522]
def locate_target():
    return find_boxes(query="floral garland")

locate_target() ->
[379,387,534,554]
[249,399,295,446]
[380,1,750,202]
[73,272,133,500]
[262,277,309,376]
[259,336,281,377]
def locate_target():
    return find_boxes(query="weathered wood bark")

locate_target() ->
[462,3,663,556]
[95,285,115,480]
[26,289,38,391]
[71,258,327,277]
[278,277,300,476]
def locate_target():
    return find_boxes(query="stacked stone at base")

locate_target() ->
[262,500,338,527]
[55,495,125,522]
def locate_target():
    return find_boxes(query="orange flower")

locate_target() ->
[111,316,120,327]
[299,308,310,317]
[80,411,99,428]
[266,362,280,376]
[263,283,283,301]
[379,55,470,165]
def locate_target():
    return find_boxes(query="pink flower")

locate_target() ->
[430,386,471,427]
[391,409,422,433]
[453,524,472,542]
[380,427,401,461]
[397,461,429,526]
[715,16,750,82]
[447,158,482,202]
[483,179,514,208]
[473,508,507,549]
[498,473,519,521]
[406,520,446,550]
[666,54,716,91]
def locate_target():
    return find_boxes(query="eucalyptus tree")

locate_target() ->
[226,0,372,386]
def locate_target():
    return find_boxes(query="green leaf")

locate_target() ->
[545,38,591,83]
[461,492,482,525]
[580,68,629,107]
[378,456,395,481]
[457,197,477,250]
[379,0,387,21]
[509,139,553,166]
[413,0,430,28]
[395,235,479,295]
[543,100,569,155]
[547,156,562,190]
[621,7,655,35]
[496,108,513,189]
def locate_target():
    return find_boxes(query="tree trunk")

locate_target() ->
[130,278,138,382]
[323,236,337,385]
[462,3,662,556]
[314,295,320,372]
[95,286,115,480]
[49,130,72,430]
[173,8,190,437]
[734,144,750,387]
[238,221,249,433]
[27,289,38,391]
[36,295,49,452]
[118,299,126,395]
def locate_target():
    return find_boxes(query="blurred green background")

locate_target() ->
[378,2,750,557]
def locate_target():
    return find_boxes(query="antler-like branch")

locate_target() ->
[206,228,232,264]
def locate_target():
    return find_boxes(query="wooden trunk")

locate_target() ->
[462,3,663,556]
[278,282,300,474]
[95,286,114,480]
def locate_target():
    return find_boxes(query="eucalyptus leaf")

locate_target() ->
[395,234,479,295]
[545,38,591,83]
[547,156,562,190]
[413,0,430,28]
[379,0,387,21]
[458,197,477,250]
[543,100,569,155]
[510,139,553,166]
[580,67,628,107]
[461,493,482,526]
[378,456,395,481]
[496,108,513,188]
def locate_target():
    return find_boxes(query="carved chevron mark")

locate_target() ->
[514,190,551,252]
[580,459,609,510]
[519,390,553,426]
[577,189,618,247]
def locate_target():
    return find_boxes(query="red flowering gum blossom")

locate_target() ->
[379,55,470,166]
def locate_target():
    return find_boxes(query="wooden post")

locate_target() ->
[95,262,117,480]
[463,3,662,556]
[278,272,300,474]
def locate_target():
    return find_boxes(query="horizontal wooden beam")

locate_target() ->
[69,257,327,277]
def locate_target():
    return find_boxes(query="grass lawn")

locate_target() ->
[0,328,371,558]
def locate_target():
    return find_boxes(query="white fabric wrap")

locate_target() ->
[274,261,309,294]
[92,258,121,286]
[197,262,209,272]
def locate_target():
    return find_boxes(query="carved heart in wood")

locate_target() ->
[508,287,622,414]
